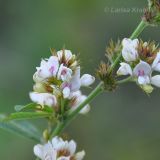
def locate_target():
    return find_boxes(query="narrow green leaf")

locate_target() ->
[5,112,52,121]
[43,105,55,113]
[15,103,54,113]
[15,103,40,112]
[0,114,42,142]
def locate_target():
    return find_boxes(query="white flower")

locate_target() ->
[122,38,139,62]
[70,91,90,115]
[151,75,160,87]
[80,74,95,87]
[133,61,151,85]
[61,67,81,98]
[152,52,160,72]
[57,50,73,62]
[31,50,95,112]
[34,56,59,82]
[34,136,85,160]
[117,62,132,76]
[29,92,57,107]
[70,67,81,91]
[57,64,72,81]
[52,137,77,156]
[34,143,57,160]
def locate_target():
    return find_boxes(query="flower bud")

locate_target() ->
[29,92,57,107]
[122,38,139,62]
[141,84,154,94]
[80,74,95,87]
[152,52,160,72]
[33,83,46,93]
[78,95,90,114]
[117,63,132,76]
[43,129,49,141]
[151,75,160,87]
[63,87,71,98]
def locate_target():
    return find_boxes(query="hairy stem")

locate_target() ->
[50,20,149,139]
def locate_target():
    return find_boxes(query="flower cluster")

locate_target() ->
[117,38,160,93]
[143,0,160,25]
[29,49,95,114]
[34,136,85,160]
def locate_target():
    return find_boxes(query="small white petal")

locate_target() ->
[47,56,59,76]
[63,87,71,98]
[122,38,139,62]
[34,144,43,159]
[57,50,73,62]
[138,76,150,85]
[71,95,90,114]
[57,157,70,160]
[133,61,151,77]
[29,92,57,107]
[151,75,160,87]
[152,52,160,72]
[80,105,90,115]
[122,38,139,48]
[44,95,57,107]
[29,92,44,106]
[69,91,82,99]
[80,74,95,86]
[43,143,57,160]
[117,63,132,76]
[75,151,85,160]
[52,136,67,151]
[57,64,72,81]
[64,50,73,61]
[70,67,81,92]
[38,60,52,78]
[34,56,59,82]
[52,137,63,148]
[68,140,77,155]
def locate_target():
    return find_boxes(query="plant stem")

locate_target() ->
[130,20,148,40]
[51,121,65,137]
[117,76,132,84]
[67,82,104,117]
[110,20,148,71]
[50,20,149,138]
[50,82,104,137]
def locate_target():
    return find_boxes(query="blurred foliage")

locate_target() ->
[0,0,160,160]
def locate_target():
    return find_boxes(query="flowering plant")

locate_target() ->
[0,0,160,159]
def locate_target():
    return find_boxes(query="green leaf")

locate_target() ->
[14,103,38,112]
[15,103,54,113]
[5,112,53,121]
[43,105,55,113]
[0,114,42,142]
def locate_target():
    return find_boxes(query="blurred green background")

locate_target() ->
[0,0,160,159]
